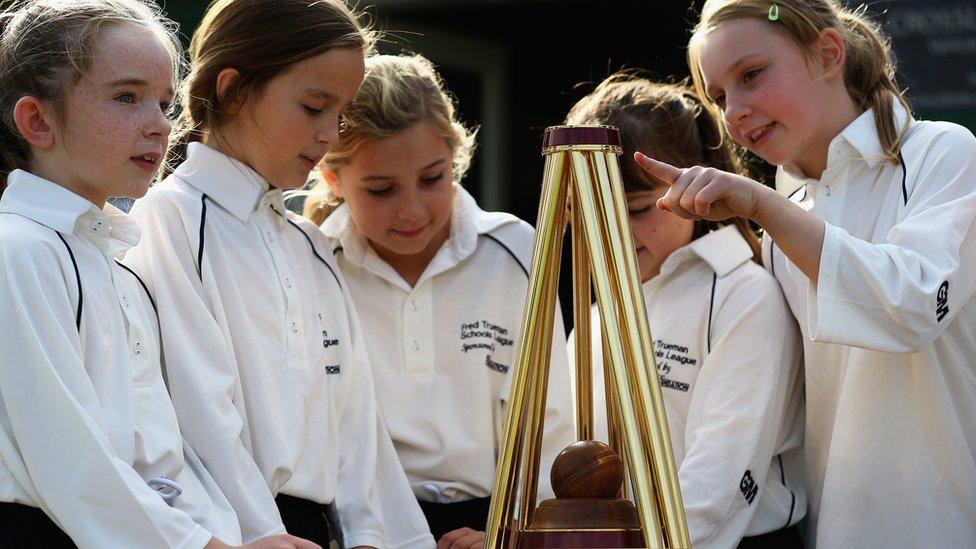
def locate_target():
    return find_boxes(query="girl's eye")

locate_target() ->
[743,68,762,83]
[421,172,444,185]
[714,93,726,109]
[628,206,652,216]
[304,105,325,116]
[159,101,171,112]
[367,187,393,196]
[116,93,136,104]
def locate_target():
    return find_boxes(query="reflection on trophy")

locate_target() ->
[484,126,691,548]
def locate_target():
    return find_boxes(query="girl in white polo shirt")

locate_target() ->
[565,75,806,549]
[637,1,976,546]
[0,1,313,547]
[303,54,574,545]
[124,2,433,548]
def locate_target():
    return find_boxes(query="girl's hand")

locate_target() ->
[206,534,322,549]
[634,152,770,222]
[437,527,485,549]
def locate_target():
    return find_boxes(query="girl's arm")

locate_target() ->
[638,125,976,352]
[678,270,803,548]
[635,153,825,284]
[0,239,215,549]
[126,195,286,542]
[333,288,434,549]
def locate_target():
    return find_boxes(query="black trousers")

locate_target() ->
[275,493,339,547]
[0,502,76,549]
[738,523,804,549]
[417,496,492,541]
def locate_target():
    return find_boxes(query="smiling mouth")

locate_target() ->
[393,225,428,238]
[748,123,775,145]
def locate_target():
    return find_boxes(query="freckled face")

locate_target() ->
[327,120,455,269]
[49,23,174,205]
[626,185,695,282]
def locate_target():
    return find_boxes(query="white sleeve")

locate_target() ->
[127,199,285,542]
[334,291,434,549]
[810,127,976,352]
[0,239,213,549]
[679,273,802,549]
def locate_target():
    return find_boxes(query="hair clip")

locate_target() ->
[768,3,780,21]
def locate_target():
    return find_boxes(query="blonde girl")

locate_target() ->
[566,74,805,549]
[0,1,314,547]
[637,1,976,546]
[125,1,433,547]
[304,54,574,548]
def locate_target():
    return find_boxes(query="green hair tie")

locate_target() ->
[768,3,780,21]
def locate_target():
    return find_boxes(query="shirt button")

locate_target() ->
[824,185,832,197]
[412,340,420,351]
[91,220,103,232]
[133,341,143,355]
[285,277,293,289]
[409,300,418,312]
[290,321,299,334]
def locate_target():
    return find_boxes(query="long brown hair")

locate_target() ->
[162,0,376,178]
[566,73,761,262]
[688,0,910,166]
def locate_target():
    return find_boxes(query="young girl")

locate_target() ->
[636,0,976,546]
[125,1,433,547]
[565,74,806,549]
[303,54,574,543]
[0,1,314,547]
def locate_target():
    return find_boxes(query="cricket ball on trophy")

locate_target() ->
[550,440,624,499]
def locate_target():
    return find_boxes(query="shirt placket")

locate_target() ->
[402,282,434,378]
[257,209,305,364]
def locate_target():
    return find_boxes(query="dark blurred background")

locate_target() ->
[161,0,975,220]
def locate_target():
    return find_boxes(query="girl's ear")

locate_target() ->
[816,28,847,81]
[215,68,246,114]
[13,96,55,150]
[319,167,344,198]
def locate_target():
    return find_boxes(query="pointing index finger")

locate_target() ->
[634,151,683,186]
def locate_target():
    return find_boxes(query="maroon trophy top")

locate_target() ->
[543,125,621,149]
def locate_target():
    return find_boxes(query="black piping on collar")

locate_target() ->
[270,207,342,289]
[482,233,529,278]
[56,232,83,331]
[197,194,209,281]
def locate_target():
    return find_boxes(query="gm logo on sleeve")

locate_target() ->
[936,280,949,322]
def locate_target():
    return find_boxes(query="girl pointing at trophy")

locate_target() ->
[639,0,976,546]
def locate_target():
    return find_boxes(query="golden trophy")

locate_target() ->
[484,126,690,548]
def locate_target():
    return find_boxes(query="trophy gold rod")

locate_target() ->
[571,191,594,442]
[570,149,665,549]
[484,150,570,549]
[601,327,628,499]
[592,150,691,548]
[516,171,568,528]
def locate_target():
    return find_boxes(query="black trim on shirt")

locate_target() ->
[899,151,908,205]
[197,194,208,281]
[482,233,529,278]
[707,272,717,353]
[56,232,83,331]
[333,246,343,256]
[270,208,342,289]
[778,454,797,528]
[115,260,157,315]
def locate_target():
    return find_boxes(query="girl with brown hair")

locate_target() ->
[125,2,433,547]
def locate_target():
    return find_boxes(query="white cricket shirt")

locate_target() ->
[320,187,575,504]
[126,143,434,548]
[767,100,976,547]
[0,170,241,548]
[569,226,806,549]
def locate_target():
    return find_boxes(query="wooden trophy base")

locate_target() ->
[519,498,644,548]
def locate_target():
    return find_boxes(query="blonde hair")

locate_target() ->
[162,0,376,179]
[303,53,476,225]
[688,0,910,165]
[0,0,182,186]
[567,73,760,263]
